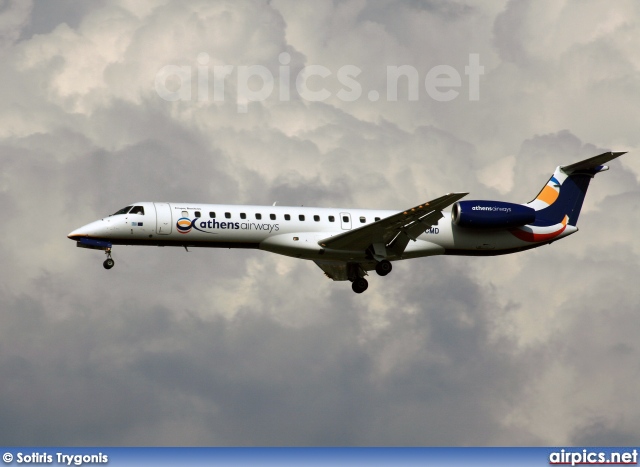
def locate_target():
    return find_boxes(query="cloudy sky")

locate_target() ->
[1,0,640,446]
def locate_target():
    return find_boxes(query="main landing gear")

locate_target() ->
[375,259,392,276]
[103,248,115,270]
[351,277,369,294]
[349,260,393,293]
[347,262,368,294]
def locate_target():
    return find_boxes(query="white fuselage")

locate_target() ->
[68,201,577,263]
[65,152,625,293]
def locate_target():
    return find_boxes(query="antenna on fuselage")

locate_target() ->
[273,202,277,206]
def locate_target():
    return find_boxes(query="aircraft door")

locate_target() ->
[155,203,172,235]
[340,212,351,230]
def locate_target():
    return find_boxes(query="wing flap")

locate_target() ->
[313,260,349,281]
[313,260,378,281]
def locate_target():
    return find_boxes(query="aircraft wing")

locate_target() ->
[318,192,468,258]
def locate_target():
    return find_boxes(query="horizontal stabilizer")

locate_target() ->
[561,151,627,174]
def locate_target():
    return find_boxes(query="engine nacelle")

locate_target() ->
[451,201,536,229]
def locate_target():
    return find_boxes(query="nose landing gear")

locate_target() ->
[103,248,115,270]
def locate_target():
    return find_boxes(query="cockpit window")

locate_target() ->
[112,206,132,216]
[129,206,145,215]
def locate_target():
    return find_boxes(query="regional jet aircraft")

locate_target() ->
[68,151,626,293]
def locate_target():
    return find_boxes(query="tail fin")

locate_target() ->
[526,151,627,227]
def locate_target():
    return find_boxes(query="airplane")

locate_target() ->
[68,151,627,293]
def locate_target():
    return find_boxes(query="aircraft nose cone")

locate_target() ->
[67,227,84,240]
[67,219,110,240]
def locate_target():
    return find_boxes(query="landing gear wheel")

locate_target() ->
[103,248,114,269]
[351,277,369,294]
[375,260,392,276]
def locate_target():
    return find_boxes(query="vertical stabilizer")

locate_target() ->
[526,151,626,227]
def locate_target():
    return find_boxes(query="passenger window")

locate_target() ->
[195,211,201,218]
[314,215,320,222]
[359,216,366,223]
[182,211,188,217]
[342,215,349,223]
[256,213,262,220]
[240,213,246,219]
[299,214,305,221]
[375,217,380,221]
[328,216,335,222]
[209,212,216,218]
[129,206,145,215]
[284,214,291,221]
[270,214,276,220]
[112,206,132,216]
[225,212,231,219]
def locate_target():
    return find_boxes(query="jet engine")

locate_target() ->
[451,201,535,229]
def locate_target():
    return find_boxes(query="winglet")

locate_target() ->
[561,151,627,174]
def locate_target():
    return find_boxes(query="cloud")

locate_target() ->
[0,0,32,51]
[0,0,639,446]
